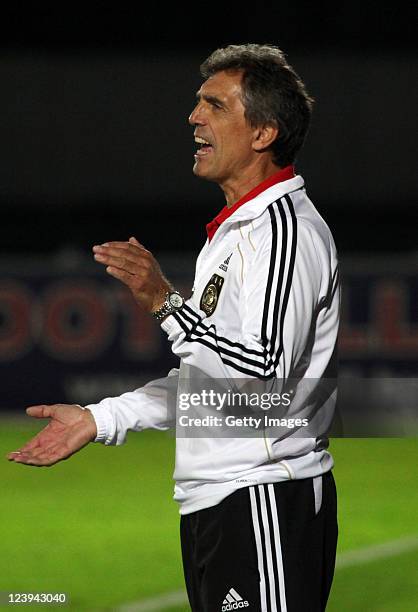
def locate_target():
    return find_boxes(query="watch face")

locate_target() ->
[169,293,184,309]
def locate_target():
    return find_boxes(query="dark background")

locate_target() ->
[1,4,417,256]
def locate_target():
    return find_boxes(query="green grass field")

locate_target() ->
[0,417,417,611]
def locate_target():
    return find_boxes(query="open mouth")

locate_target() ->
[194,136,214,157]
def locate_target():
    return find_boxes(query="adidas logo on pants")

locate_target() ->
[221,587,249,610]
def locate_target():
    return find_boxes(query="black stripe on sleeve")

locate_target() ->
[172,311,190,334]
[177,334,273,377]
[261,203,279,350]
[268,200,288,365]
[175,301,274,375]
[273,194,298,369]
[180,304,266,358]
[330,265,340,304]
[174,307,269,375]
[182,303,201,323]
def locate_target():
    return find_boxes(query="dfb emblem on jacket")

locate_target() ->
[200,274,224,316]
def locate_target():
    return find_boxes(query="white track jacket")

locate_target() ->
[86,172,340,514]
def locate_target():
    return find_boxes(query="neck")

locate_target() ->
[220,158,282,208]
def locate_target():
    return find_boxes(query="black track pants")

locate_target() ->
[180,471,338,612]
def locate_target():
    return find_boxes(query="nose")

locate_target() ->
[188,102,205,126]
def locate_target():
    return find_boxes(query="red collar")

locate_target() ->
[206,165,295,241]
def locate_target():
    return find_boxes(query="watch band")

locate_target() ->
[152,291,185,321]
[152,301,174,321]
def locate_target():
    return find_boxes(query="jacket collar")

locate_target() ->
[206,166,303,241]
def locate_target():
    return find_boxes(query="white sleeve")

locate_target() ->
[161,216,336,385]
[85,367,178,446]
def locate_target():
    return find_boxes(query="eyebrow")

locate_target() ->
[195,92,227,109]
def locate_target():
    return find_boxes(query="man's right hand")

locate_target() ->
[6,404,98,467]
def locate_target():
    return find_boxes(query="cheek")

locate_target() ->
[232,122,253,144]
[225,132,252,159]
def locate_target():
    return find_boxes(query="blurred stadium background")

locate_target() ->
[0,4,417,611]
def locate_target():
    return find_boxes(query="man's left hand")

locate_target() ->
[92,237,171,313]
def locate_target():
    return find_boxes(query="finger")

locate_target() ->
[94,241,146,251]
[93,253,146,275]
[16,443,50,460]
[10,449,42,465]
[9,415,55,456]
[17,426,51,450]
[26,405,56,419]
[10,436,42,454]
[12,452,53,467]
[93,243,149,260]
[98,241,130,249]
[12,444,61,466]
[19,442,75,466]
[7,451,24,461]
[129,236,144,247]
[105,266,138,285]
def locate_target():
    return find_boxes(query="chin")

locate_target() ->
[192,161,217,182]
[192,163,208,178]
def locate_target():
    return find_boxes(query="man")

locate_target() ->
[8,44,340,611]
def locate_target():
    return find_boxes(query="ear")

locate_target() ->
[252,123,279,152]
